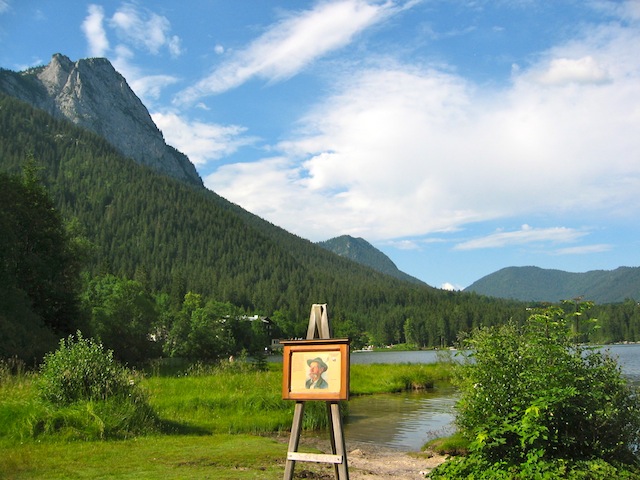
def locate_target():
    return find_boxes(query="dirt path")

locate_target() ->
[345,443,446,479]
[279,436,448,479]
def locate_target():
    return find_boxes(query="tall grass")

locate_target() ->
[146,362,312,433]
[350,362,455,395]
[1,360,455,441]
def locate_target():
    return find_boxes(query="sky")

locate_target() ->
[1,0,639,290]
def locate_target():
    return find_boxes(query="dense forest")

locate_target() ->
[2,92,640,363]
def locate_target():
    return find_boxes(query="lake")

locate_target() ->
[301,344,640,451]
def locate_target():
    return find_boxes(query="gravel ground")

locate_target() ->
[277,436,448,479]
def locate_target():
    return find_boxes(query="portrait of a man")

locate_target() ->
[305,357,328,389]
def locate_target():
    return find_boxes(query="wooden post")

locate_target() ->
[283,402,305,480]
[283,304,349,480]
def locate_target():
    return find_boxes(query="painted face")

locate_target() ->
[309,361,325,381]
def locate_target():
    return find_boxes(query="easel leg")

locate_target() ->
[284,402,305,480]
[326,402,339,478]
[330,402,349,479]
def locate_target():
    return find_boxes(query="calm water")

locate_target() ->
[272,344,640,451]
[342,350,456,450]
[606,343,640,383]
[342,385,458,450]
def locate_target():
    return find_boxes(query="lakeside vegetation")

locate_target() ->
[0,350,453,479]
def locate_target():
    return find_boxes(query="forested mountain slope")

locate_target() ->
[0,92,532,345]
[318,235,424,285]
[465,266,640,304]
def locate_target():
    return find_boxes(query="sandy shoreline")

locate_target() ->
[277,435,448,479]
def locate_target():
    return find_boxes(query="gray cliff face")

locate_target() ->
[0,53,202,186]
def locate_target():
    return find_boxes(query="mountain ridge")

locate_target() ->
[464,265,640,304]
[0,54,202,186]
[317,235,425,285]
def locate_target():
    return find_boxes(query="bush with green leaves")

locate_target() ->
[38,332,142,405]
[431,303,640,478]
[33,332,157,439]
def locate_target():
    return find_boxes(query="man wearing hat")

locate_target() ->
[305,357,329,389]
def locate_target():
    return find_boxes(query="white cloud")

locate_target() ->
[175,0,401,103]
[0,0,9,14]
[530,56,609,86]
[109,3,182,57]
[208,17,640,242]
[167,35,182,58]
[554,244,612,255]
[81,4,182,104]
[454,225,588,251]
[130,74,179,101]
[82,4,109,57]
[386,239,423,250]
[151,112,255,166]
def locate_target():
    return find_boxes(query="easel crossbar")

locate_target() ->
[287,452,344,464]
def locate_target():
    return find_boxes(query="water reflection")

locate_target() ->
[343,386,457,450]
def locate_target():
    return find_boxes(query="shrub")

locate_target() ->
[32,332,158,439]
[431,303,640,478]
[38,332,140,405]
[430,455,640,479]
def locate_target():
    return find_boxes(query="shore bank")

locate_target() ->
[275,434,448,479]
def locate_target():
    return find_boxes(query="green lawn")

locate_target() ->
[0,361,454,479]
[1,434,287,479]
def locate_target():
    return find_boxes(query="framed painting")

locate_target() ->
[281,338,350,401]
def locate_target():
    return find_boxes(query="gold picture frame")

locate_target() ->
[281,339,350,401]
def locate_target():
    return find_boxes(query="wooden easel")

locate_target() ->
[283,304,349,480]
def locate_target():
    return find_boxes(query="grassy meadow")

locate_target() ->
[0,359,455,479]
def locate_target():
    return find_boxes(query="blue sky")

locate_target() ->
[2,0,639,290]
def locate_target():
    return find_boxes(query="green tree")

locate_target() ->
[0,165,82,359]
[14,162,82,333]
[335,318,368,350]
[164,292,235,360]
[403,317,417,346]
[81,274,158,364]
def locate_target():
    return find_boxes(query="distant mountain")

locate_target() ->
[317,235,425,285]
[465,266,640,304]
[0,54,202,186]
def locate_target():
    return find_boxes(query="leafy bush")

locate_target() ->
[431,455,640,479]
[431,303,640,478]
[38,332,141,405]
[32,332,158,439]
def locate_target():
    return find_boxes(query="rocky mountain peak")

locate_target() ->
[0,54,202,186]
